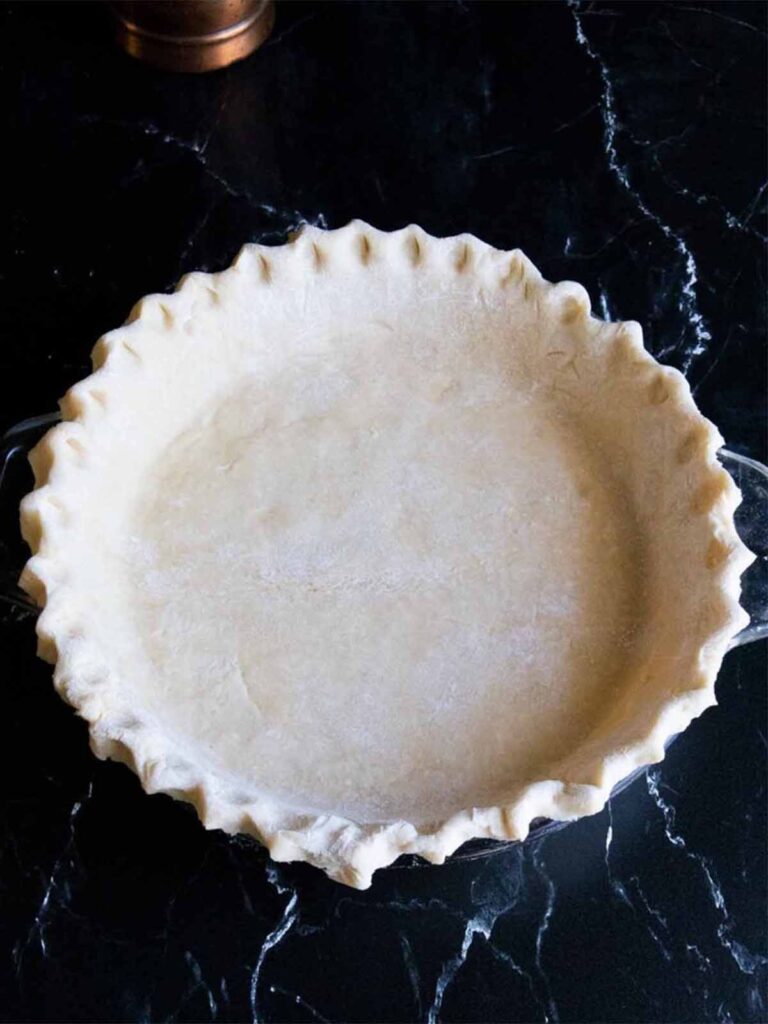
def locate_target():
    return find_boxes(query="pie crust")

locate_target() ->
[20,222,752,888]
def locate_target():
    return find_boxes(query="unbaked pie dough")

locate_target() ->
[21,223,752,887]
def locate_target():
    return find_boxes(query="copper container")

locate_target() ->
[110,0,275,73]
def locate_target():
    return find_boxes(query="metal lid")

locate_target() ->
[109,0,275,73]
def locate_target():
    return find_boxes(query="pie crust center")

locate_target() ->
[128,338,641,822]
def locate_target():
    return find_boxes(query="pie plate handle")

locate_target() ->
[0,416,766,646]
[0,412,61,613]
[719,449,768,649]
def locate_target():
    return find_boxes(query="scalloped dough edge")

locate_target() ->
[19,221,754,888]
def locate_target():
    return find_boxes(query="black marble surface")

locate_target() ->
[1,2,766,1021]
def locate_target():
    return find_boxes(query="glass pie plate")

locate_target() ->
[2,412,766,870]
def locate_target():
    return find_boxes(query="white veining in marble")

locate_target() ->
[570,1,711,371]
[647,769,767,1012]
[249,866,300,1024]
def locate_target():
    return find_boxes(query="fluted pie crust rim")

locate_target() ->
[20,222,752,888]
